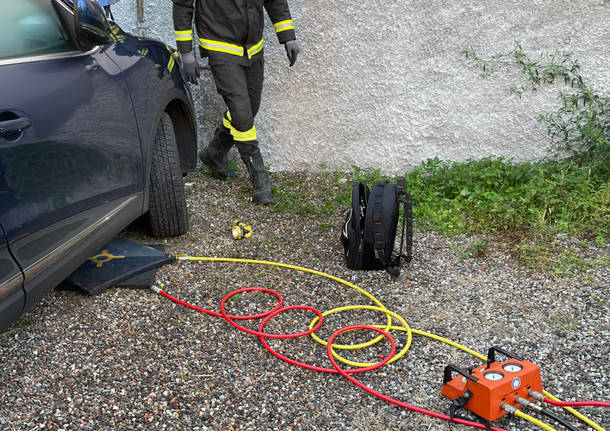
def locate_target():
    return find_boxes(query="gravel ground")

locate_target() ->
[0,168,608,431]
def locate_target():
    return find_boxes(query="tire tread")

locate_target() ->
[148,113,188,237]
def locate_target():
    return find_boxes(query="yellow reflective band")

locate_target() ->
[199,39,244,56]
[247,39,264,58]
[273,20,294,33]
[167,55,175,73]
[175,30,193,41]
[109,24,126,41]
[198,38,264,58]
[230,125,257,142]
[222,115,257,142]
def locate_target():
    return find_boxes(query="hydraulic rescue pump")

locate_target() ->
[442,346,543,422]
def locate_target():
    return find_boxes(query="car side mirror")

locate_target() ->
[74,0,111,47]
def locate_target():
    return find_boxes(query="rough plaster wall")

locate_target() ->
[112,0,610,173]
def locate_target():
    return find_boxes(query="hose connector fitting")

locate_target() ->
[528,389,544,401]
[515,395,542,412]
[501,402,517,414]
[176,254,190,261]
[150,284,163,294]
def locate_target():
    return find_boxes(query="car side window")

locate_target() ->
[0,0,77,61]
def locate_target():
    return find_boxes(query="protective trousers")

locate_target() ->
[207,54,272,205]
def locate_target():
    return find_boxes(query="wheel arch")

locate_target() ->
[142,88,198,213]
[165,96,198,174]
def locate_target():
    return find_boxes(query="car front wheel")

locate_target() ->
[147,112,189,237]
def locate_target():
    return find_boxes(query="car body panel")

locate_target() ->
[0,225,25,326]
[19,193,143,309]
[0,48,145,311]
[102,26,198,210]
[0,49,142,243]
[0,1,197,331]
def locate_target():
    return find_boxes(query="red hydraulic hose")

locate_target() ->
[543,398,610,408]
[158,286,283,319]
[326,325,510,431]
[157,287,510,431]
[220,287,324,338]
[257,312,396,375]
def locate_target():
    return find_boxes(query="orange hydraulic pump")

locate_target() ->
[442,347,543,422]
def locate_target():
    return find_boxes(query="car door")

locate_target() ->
[0,0,144,310]
[0,224,24,331]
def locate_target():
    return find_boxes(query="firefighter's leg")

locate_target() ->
[224,105,272,205]
[199,125,236,180]
[198,60,237,180]
[246,55,264,118]
[210,60,272,204]
[235,140,272,205]
[199,61,247,180]
[239,55,272,204]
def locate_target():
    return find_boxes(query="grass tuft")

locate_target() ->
[404,156,609,239]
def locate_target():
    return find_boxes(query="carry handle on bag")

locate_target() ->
[341,177,413,275]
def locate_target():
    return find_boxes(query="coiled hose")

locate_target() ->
[158,255,606,431]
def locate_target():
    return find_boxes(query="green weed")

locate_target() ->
[227,159,240,173]
[226,293,242,303]
[518,242,609,276]
[404,157,609,240]
[320,221,335,231]
[450,239,489,259]
[449,243,469,260]
[556,316,580,332]
[270,176,345,217]
[470,239,489,258]
[463,42,609,164]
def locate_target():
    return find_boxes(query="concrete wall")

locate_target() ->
[111,0,610,173]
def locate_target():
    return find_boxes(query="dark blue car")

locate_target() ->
[0,0,198,331]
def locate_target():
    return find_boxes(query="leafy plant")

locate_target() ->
[463,42,609,170]
[404,156,609,239]
[469,239,489,258]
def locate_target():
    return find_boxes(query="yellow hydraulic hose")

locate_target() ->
[310,305,412,367]
[412,327,605,431]
[514,409,557,431]
[180,255,394,348]
[410,328,487,361]
[543,390,606,431]
[177,255,603,431]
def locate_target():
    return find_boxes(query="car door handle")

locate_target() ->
[0,117,31,138]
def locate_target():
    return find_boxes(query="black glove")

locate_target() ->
[284,40,299,67]
[180,52,200,84]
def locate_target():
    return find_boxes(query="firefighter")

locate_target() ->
[172,0,299,205]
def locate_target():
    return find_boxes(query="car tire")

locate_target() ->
[147,112,189,237]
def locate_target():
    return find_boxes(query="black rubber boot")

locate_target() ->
[236,142,273,205]
[199,127,236,180]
